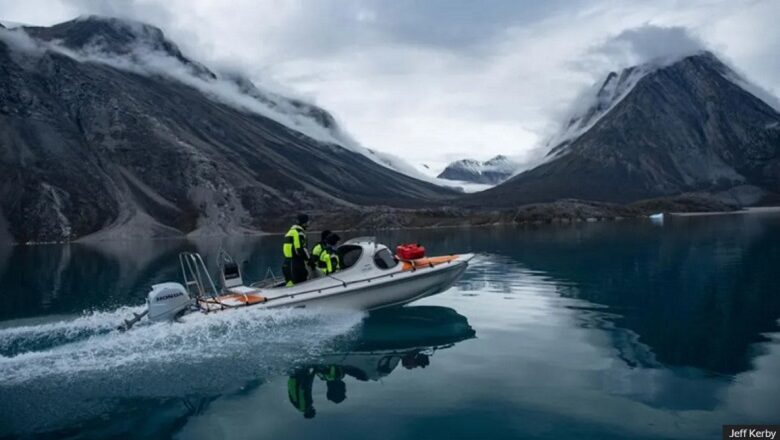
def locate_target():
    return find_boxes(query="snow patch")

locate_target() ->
[433,180,493,193]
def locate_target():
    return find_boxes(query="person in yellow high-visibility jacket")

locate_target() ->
[318,233,341,275]
[287,367,316,419]
[309,230,332,270]
[282,214,310,286]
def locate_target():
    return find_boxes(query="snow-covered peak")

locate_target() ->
[545,64,650,158]
[437,155,520,185]
[542,51,748,160]
[451,159,482,172]
[482,155,518,173]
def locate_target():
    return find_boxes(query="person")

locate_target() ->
[326,379,346,404]
[309,230,332,270]
[401,350,431,369]
[282,214,310,286]
[317,365,347,404]
[318,233,341,275]
[287,367,316,419]
[286,364,346,419]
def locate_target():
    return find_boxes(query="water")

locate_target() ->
[1,212,779,439]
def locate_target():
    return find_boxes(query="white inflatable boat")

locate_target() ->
[122,237,474,329]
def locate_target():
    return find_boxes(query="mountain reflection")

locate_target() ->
[531,221,776,376]
[0,236,284,321]
[404,215,780,376]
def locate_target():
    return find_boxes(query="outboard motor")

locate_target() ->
[147,282,192,322]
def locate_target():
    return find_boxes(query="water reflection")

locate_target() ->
[374,214,780,376]
[488,218,778,376]
[0,236,282,321]
[1,213,779,439]
[0,305,474,438]
[286,306,475,419]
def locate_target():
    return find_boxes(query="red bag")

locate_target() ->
[396,243,425,260]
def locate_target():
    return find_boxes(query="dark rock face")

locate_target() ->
[468,52,780,207]
[0,17,453,243]
[438,155,516,184]
[629,193,739,214]
[23,16,215,78]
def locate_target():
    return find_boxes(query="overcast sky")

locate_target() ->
[1,0,778,172]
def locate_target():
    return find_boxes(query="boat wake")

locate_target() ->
[0,303,365,435]
[0,305,147,357]
[0,304,365,386]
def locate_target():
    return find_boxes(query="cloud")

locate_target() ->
[1,0,779,175]
[594,24,706,67]
[0,26,45,55]
[1,22,355,146]
[534,25,710,155]
[2,21,458,186]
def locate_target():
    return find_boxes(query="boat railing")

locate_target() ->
[250,267,283,289]
[179,252,220,299]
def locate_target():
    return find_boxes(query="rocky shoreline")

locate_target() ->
[5,190,774,245]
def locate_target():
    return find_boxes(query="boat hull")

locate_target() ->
[264,258,469,311]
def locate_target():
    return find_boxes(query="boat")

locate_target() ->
[123,237,474,329]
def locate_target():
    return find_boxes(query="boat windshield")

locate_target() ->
[337,245,363,269]
[373,248,398,269]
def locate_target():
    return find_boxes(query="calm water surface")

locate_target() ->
[1,213,779,439]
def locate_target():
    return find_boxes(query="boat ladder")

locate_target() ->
[179,252,219,299]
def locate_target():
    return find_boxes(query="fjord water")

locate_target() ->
[1,213,779,439]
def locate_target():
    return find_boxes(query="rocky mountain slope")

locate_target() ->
[467,52,780,207]
[437,155,518,184]
[0,16,455,243]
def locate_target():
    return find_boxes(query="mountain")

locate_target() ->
[0,16,454,243]
[466,52,780,207]
[438,155,518,184]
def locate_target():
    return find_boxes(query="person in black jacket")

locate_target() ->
[282,214,311,286]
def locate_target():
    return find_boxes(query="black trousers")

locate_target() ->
[282,258,308,284]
